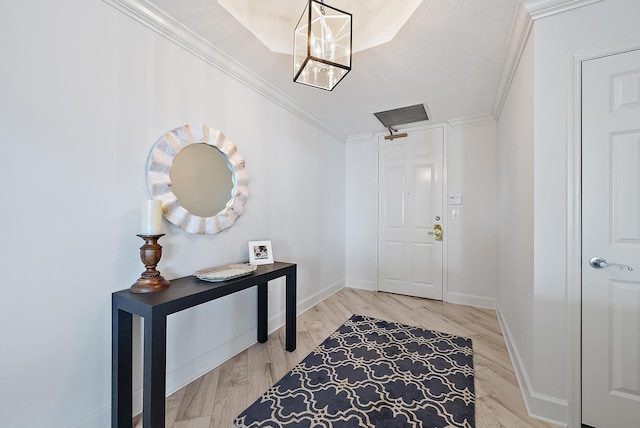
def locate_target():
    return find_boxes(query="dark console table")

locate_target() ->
[112,261,297,428]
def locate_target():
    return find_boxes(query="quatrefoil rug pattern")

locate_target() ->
[234,314,475,428]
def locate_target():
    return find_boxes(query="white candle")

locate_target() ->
[141,200,163,235]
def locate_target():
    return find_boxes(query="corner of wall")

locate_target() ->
[495,302,568,427]
[345,279,377,291]
[445,292,496,309]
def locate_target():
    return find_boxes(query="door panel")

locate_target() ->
[385,241,404,280]
[385,166,405,228]
[582,49,640,428]
[377,127,443,300]
[411,243,432,283]
[611,133,640,243]
[609,280,640,397]
[413,165,433,229]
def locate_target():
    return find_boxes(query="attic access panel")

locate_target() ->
[373,104,429,128]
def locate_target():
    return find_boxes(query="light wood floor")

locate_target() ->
[134,288,559,428]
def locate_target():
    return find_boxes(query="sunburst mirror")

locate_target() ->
[146,124,249,235]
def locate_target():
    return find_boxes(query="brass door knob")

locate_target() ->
[429,224,443,241]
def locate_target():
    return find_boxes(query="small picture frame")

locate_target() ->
[248,240,274,265]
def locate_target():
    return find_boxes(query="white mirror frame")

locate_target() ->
[146,124,249,235]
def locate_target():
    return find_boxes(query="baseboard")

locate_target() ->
[445,292,496,310]
[67,404,110,428]
[268,279,346,329]
[164,328,257,395]
[69,327,258,427]
[495,303,568,427]
[132,327,257,417]
[157,278,345,410]
[345,279,376,291]
[74,279,346,427]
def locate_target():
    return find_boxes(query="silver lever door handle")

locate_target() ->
[589,256,633,271]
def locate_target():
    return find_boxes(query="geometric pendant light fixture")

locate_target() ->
[293,0,352,91]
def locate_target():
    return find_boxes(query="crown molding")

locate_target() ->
[491,0,603,121]
[102,0,604,142]
[521,0,603,20]
[346,133,376,145]
[101,0,347,142]
[491,2,533,121]
[447,114,497,129]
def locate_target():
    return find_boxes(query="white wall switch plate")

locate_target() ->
[449,195,462,205]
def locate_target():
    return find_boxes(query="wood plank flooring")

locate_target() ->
[134,288,559,427]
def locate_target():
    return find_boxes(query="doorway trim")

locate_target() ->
[567,37,640,428]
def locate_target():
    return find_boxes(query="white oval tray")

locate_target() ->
[194,263,257,282]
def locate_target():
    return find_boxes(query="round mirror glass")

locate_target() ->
[169,143,233,218]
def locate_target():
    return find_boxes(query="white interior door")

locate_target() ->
[377,127,443,300]
[582,49,640,428]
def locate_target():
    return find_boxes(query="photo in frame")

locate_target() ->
[248,240,274,265]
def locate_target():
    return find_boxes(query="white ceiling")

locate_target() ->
[217,0,423,55]
[141,0,521,138]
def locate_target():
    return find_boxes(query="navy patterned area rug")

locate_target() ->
[235,314,475,428]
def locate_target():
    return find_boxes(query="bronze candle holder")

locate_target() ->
[130,234,170,293]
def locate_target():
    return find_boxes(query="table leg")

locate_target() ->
[112,307,133,428]
[257,282,268,343]
[143,312,167,428]
[285,268,297,352]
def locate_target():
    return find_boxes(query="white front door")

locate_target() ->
[377,127,443,300]
[582,49,640,428]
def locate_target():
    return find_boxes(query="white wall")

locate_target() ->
[495,27,536,415]
[0,1,345,427]
[532,0,640,402]
[345,134,378,291]
[345,124,499,308]
[495,1,640,424]
[446,123,498,308]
